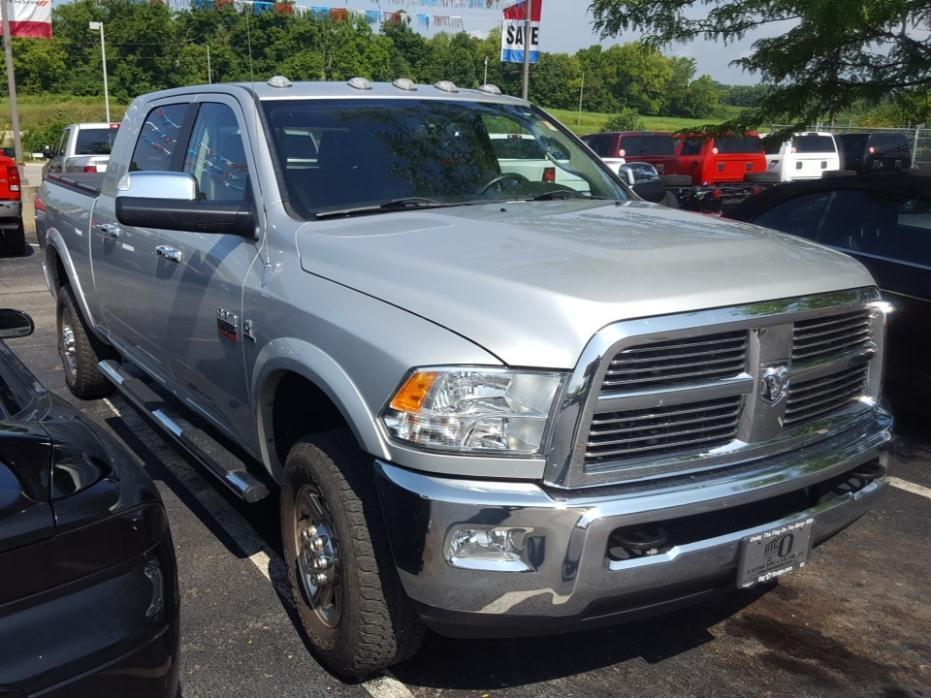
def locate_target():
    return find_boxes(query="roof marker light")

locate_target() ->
[434,80,459,93]
[348,77,373,90]
[478,83,502,95]
[393,78,417,91]
[267,75,293,88]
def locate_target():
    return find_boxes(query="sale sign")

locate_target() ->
[500,0,541,64]
[0,0,53,39]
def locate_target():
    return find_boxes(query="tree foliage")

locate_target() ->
[588,0,931,129]
[1,0,725,122]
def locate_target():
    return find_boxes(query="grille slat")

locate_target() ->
[792,311,872,362]
[784,365,869,427]
[585,397,741,464]
[603,331,747,391]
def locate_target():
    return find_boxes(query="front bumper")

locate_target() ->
[375,408,892,637]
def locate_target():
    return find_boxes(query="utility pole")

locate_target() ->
[521,0,531,100]
[577,71,585,126]
[89,21,110,123]
[1,0,22,163]
[483,56,488,85]
[207,44,212,83]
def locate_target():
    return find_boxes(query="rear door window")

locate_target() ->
[129,103,189,172]
[584,134,616,157]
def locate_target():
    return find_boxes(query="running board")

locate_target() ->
[98,360,270,503]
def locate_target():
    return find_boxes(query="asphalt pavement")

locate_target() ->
[1,233,929,698]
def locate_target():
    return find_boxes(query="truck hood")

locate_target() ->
[296,200,875,368]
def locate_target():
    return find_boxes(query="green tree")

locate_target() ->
[602,107,645,131]
[589,0,931,128]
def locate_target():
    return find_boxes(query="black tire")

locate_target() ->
[281,432,424,677]
[660,174,692,187]
[56,286,115,399]
[2,219,25,256]
[662,190,679,208]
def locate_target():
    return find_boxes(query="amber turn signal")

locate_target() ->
[389,371,439,412]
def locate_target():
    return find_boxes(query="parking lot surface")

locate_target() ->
[2,236,929,698]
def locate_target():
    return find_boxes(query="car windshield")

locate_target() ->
[263,98,627,218]
[716,136,763,154]
[620,135,675,156]
[75,128,117,155]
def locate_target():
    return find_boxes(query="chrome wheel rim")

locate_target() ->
[294,483,341,628]
[59,319,77,378]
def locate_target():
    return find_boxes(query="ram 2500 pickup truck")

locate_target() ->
[37,78,893,677]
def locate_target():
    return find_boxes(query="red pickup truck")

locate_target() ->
[0,153,23,256]
[674,132,767,186]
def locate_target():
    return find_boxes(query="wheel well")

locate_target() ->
[46,245,67,291]
[268,372,351,466]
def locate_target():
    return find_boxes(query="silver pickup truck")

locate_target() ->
[36,78,893,677]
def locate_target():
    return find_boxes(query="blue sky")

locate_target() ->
[340,1,767,85]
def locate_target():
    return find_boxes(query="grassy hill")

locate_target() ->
[545,106,744,135]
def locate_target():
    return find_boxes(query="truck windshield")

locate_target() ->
[263,99,626,218]
[75,128,118,155]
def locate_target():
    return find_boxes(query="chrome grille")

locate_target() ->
[546,288,884,489]
[585,396,741,465]
[603,331,747,391]
[792,310,871,362]
[784,364,869,428]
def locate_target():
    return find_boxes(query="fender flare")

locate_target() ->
[43,228,100,331]
[251,337,390,480]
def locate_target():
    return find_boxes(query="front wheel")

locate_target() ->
[281,432,424,677]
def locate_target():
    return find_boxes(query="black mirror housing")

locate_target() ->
[0,309,34,339]
[632,178,667,203]
[116,197,256,237]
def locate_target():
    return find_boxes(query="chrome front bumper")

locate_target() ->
[374,409,892,637]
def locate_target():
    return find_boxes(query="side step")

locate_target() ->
[99,360,270,503]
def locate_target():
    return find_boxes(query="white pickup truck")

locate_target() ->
[764,132,841,181]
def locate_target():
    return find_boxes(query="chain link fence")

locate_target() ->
[769,124,931,169]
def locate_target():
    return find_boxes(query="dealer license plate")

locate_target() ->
[737,518,814,588]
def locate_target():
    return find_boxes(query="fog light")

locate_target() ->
[446,526,534,572]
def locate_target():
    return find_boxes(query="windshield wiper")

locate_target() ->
[315,197,448,219]
[527,191,609,201]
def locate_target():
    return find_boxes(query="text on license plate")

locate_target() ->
[737,518,814,588]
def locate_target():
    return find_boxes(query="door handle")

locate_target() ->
[155,245,183,263]
[94,222,121,239]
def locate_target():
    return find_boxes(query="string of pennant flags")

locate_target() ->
[184,0,511,29]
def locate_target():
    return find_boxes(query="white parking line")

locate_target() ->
[102,397,122,416]
[888,476,931,501]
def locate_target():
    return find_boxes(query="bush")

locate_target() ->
[602,107,646,132]
[23,120,67,154]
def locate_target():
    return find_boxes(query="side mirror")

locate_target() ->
[42,147,53,159]
[632,178,667,203]
[0,309,34,339]
[115,171,255,236]
[617,164,636,186]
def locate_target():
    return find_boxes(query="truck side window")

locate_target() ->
[130,103,188,172]
[681,137,704,156]
[182,103,248,203]
[56,129,70,157]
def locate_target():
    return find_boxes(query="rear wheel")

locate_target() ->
[56,286,115,399]
[2,219,25,256]
[281,432,424,677]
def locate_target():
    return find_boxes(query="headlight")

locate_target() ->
[381,368,565,455]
